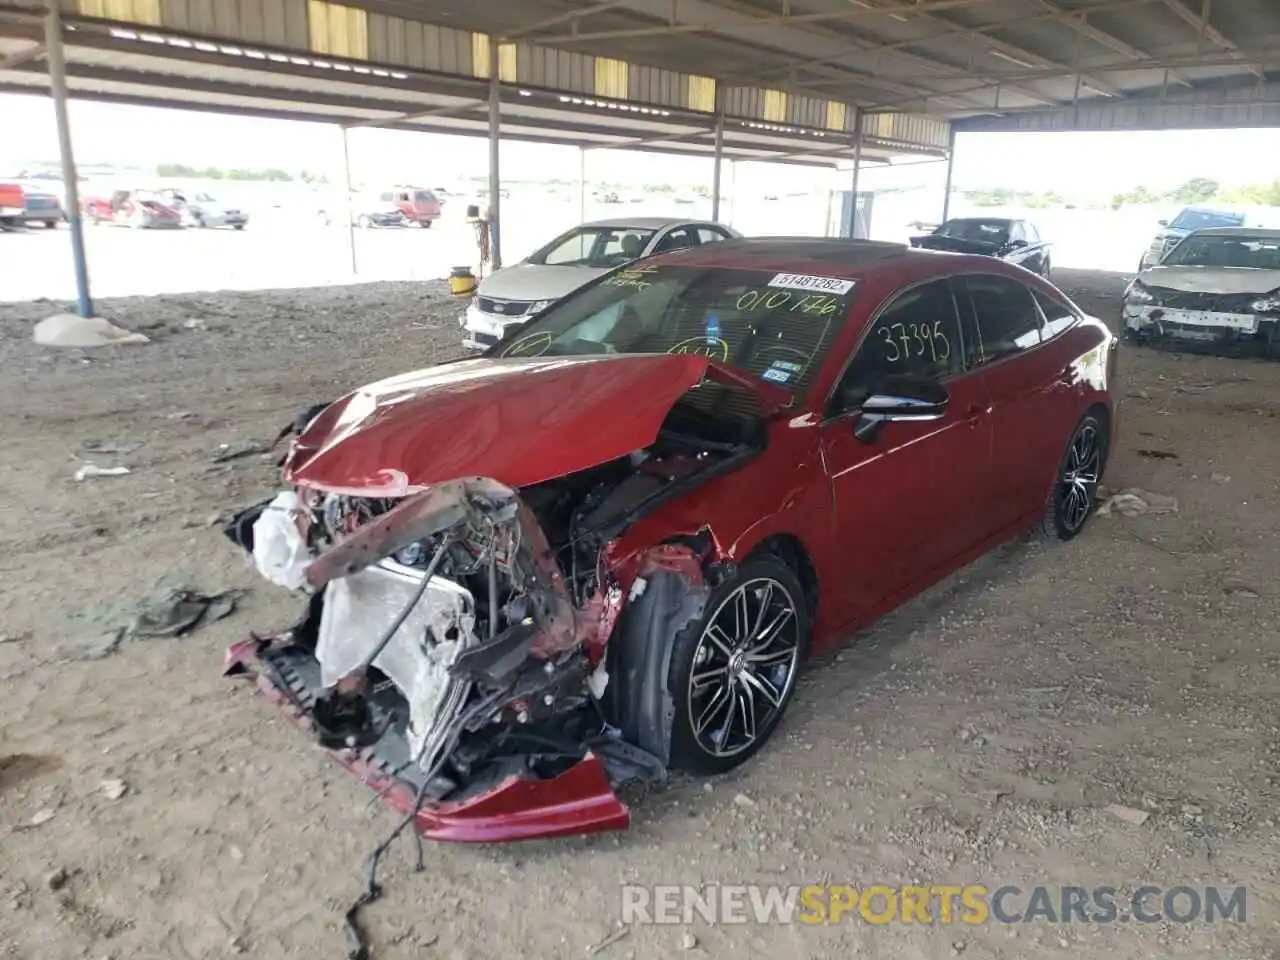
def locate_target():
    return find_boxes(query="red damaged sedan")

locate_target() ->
[223,238,1118,843]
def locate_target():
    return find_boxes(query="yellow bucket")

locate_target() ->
[449,266,477,297]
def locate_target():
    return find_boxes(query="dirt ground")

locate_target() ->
[1,269,1278,960]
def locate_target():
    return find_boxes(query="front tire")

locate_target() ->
[1043,413,1108,541]
[357,215,373,229]
[668,557,810,775]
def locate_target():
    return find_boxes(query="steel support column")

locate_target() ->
[44,1,92,317]
[579,146,586,221]
[487,41,502,270]
[340,125,356,275]
[711,111,725,222]
[848,107,864,239]
[941,124,957,222]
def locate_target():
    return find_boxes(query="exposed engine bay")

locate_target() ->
[224,398,762,810]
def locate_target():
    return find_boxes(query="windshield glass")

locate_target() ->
[192,192,216,203]
[493,265,857,395]
[1169,209,1244,231]
[1162,234,1280,269]
[529,226,657,269]
[935,219,1010,244]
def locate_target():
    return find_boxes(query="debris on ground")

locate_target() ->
[1136,448,1178,460]
[30,808,56,827]
[80,439,140,456]
[73,464,131,482]
[1104,803,1151,826]
[586,925,631,955]
[70,586,247,660]
[0,630,30,645]
[1096,488,1179,517]
[32,314,150,347]
[211,442,271,464]
[680,932,699,950]
[1211,472,1231,484]
[99,779,128,800]
[43,868,68,892]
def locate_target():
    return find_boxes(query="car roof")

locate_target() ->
[944,216,1016,224]
[639,237,929,279]
[578,216,710,230]
[1187,227,1280,238]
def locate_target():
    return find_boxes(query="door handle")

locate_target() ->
[964,402,990,423]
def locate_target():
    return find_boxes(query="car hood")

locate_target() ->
[284,353,791,495]
[1141,265,1280,295]
[477,263,609,302]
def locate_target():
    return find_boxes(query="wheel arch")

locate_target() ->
[743,533,819,618]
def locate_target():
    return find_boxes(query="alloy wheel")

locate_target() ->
[686,578,801,759]
[1059,422,1101,532]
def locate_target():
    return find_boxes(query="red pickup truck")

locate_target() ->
[0,182,26,227]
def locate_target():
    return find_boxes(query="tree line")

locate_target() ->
[154,163,329,184]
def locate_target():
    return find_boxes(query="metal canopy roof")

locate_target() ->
[352,0,1280,127]
[0,2,949,168]
[2,0,1277,171]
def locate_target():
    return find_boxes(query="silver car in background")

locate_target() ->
[460,216,740,350]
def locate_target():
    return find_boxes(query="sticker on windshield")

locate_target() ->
[761,359,802,384]
[767,273,855,295]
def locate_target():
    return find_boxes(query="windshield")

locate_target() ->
[1162,234,1280,269]
[192,192,216,203]
[413,190,437,203]
[493,265,857,395]
[528,226,657,269]
[935,219,1010,244]
[1169,209,1244,231]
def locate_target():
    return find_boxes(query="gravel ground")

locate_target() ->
[1,269,1278,960]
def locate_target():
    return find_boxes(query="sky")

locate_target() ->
[5,91,1280,197]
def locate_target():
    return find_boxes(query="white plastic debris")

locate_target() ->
[1096,487,1179,518]
[587,662,610,699]
[33,313,150,347]
[74,464,131,481]
[316,563,475,765]
[250,491,312,591]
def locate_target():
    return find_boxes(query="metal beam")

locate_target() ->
[941,125,956,223]
[711,107,724,222]
[848,107,863,239]
[499,0,630,41]
[339,125,356,274]
[345,99,488,128]
[1038,0,1192,88]
[526,0,1003,43]
[487,39,501,270]
[1160,0,1263,78]
[43,2,91,319]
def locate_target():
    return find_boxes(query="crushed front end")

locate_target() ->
[223,477,666,841]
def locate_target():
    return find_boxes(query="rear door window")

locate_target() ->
[1033,289,1077,340]
[962,274,1043,363]
[698,227,732,243]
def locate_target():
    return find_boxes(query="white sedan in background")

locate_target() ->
[460,217,740,350]
[1122,227,1280,359]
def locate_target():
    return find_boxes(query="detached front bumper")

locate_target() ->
[459,304,524,351]
[1122,302,1278,345]
[224,636,630,842]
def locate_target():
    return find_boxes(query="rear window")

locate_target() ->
[1169,209,1244,231]
[496,265,858,395]
[414,190,438,203]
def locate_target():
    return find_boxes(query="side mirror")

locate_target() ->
[1008,238,1027,249]
[853,374,949,443]
[1157,219,1169,227]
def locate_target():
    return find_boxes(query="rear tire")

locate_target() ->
[667,557,810,775]
[1041,412,1108,542]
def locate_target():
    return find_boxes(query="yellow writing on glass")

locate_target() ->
[668,337,729,361]
[502,331,553,358]
[603,267,661,290]
[735,290,841,316]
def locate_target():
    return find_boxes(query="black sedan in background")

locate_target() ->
[910,217,1052,278]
